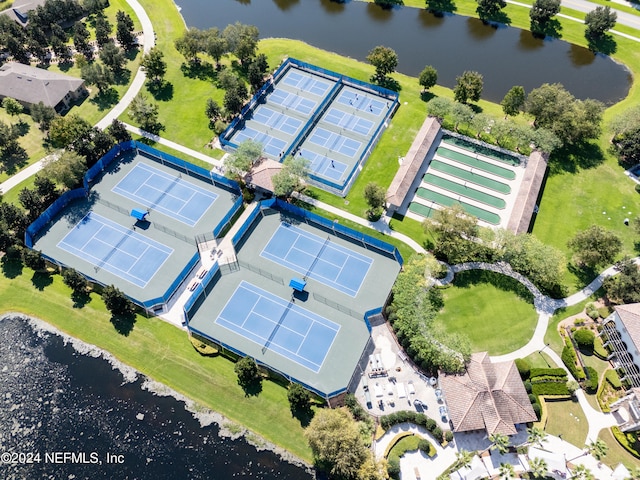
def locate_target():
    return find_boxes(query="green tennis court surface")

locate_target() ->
[423,174,506,209]
[436,147,516,180]
[442,136,521,166]
[430,160,511,194]
[413,188,501,225]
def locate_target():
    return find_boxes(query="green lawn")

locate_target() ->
[0,263,313,462]
[544,398,588,447]
[523,351,558,369]
[437,270,538,355]
[598,428,640,470]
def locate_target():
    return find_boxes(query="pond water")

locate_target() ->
[177,0,631,104]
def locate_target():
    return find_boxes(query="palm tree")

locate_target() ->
[455,449,474,469]
[525,426,547,448]
[489,432,511,455]
[627,466,640,480]
[572,464,595,480]
[528,457,548,479]
[499,462,515,479]
[585,438,608,461]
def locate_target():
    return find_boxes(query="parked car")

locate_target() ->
[435,388,443,402]
[439,405,448,421]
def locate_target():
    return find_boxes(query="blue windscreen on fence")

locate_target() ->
[142,251,200,310]
[183,261,220,322]
[213,196,243,238]
[25,188,87,248]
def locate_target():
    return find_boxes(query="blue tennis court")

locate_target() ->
[216,281,339,372]
[308,128,362,158]
[261,223,372,297]
[336,89,387,115]
[57,212,173,288]
[281,70,332,97]
[232,127,288,157]
[323,108,374,136]
[269,89,317,115]
[112,162,217,227]
[299,148,347,181]
[252,107,303,135]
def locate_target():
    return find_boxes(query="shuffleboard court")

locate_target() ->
[415,188,501,225]
[430,160,511,194]
[436,147,516,180]
[261,223,372,297]
[215,281,340,372]
[57,212,173,288]
[112,162,217,227]
[423,174,506,209]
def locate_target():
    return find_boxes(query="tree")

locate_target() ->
[175,27,205,64]
[489,432,510,455]
[128,93,163,134]
[48,115,92,149]
[374,0,403,7]
[2,97,23,120]
[223,22,259,65]
[23,248,46,271]
[30,102,57,131]
[501,86,525,118]
[63,268,89,295]
[223,83,248,116]
[574,328,595,350]
[81,62,114,93]
[234,356,260,388]
[205,98,222,128]
[451,102,474,131]
[366,45,398,85]
[424,204,483,264]
[526,83,604,145]
[610,106,640,167]
[584,6,616,40]
[287,383,311,413]
[567,225,622,269]
[102,285,135,316]
[419,65,438,92]
[364,182,386,210]
[586,438,608,461]
[499,462,515,480]
[572,464,595,480]
[72,21,91,58]
[454,70,483,104]
[116,10,137,50]
[529,0,561,34]
[272,155,309,198]
[204,27,227,68]
[41,150,87,189]
[455,449,474,469]
[100,41,126,74]
[526,426,547,448]
[604,257,640,304]
[304,408,368,479]
[94,12,112,47]
[141,48,167,86]
[106,119,132,143]
[476,0,507,20]
[528,457,548,478]
[426,96,453,121]
[247,53,269,91]
[224,139,263,175]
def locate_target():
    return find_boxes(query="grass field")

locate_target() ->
[437,270,538,355]
[0,261,313,462]
[544,398,588,447]
[598,428,640,470]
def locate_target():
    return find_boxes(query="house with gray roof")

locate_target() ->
[0,62,87,113]
[439,351,537,436]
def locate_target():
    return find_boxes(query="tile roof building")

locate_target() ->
[0,62,87,113]
[439,352,537,436]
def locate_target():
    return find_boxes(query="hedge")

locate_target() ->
[573,329,595,350]
[532,382,571,396]
[530,368,568,379]
[584,366,599,393]
[379,411,444,443]
[515,358,531,379]
[561,338,586,380]
[383,432,415,458]
[611,427,640,460]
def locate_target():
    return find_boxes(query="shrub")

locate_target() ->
[387,457,401,479]
[431,426,443,442]
[524,380,532,393]
[574,329,596,350]
[444,430,454,442]
[530,368,567,379]
[532,382,571,396]
[532,402,541,419]
[418,438,435,455]
[584,366,599,393]
[529,393,537,404]
[561,338,586,380]
[425,418,437,431]
[515,358,531,379]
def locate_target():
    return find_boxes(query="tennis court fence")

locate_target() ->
[312,292,361,321]
[151,222,196,246]
[238,259,284,285]
[94,196,130,217]
[25,188,87,248]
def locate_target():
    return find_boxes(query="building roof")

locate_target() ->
[615,303,640,353]
[0,62,84,109]
[243,158,283,192]
[439,352,537,436]
[386,116,441,208]
[506,150,547,234]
